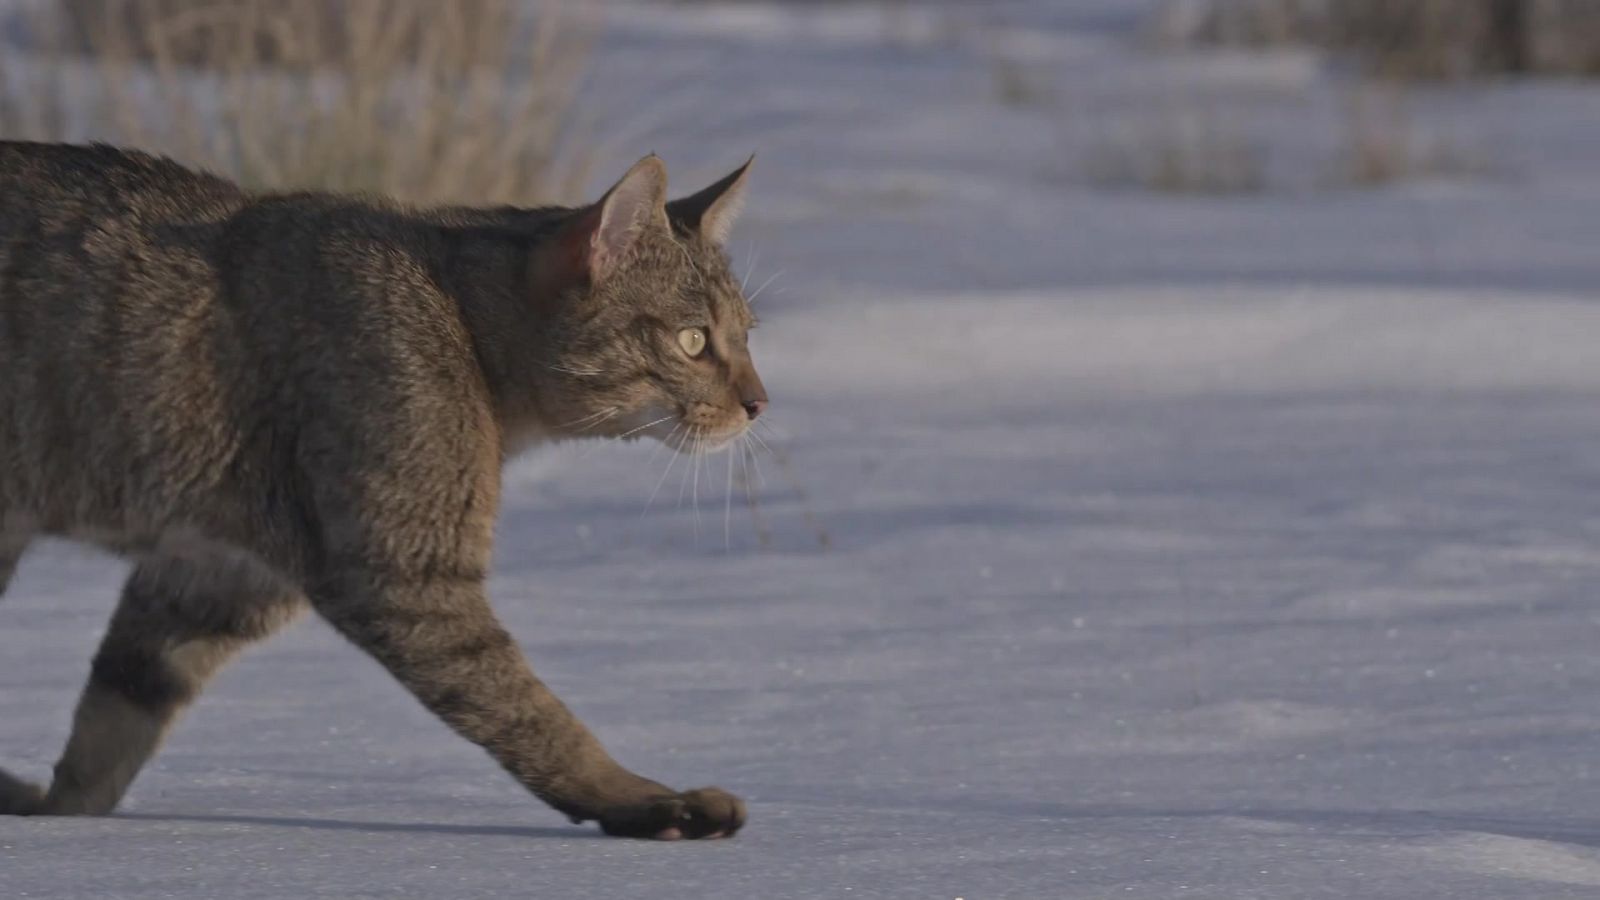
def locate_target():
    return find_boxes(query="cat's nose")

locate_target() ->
[742,399,767,420]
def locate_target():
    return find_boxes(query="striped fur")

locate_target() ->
[0,142,760,839]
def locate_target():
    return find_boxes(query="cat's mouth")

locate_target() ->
[642,414,746,455]
[660,422,748,455]
[609,407,749,455]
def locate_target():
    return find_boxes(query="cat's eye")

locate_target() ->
[677,327,708,358]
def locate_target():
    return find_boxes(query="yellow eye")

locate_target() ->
[677,327,708,358]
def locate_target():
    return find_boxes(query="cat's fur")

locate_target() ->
[0,141,766,839]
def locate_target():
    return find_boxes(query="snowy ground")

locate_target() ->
[7,2,1600,897]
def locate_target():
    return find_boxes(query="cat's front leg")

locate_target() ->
[583,786,747,840]
[308,565,744,839]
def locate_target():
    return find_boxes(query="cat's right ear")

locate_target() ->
[551,155,669,286]
[666,156,752,246]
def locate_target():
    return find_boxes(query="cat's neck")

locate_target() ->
[434,210,576,453]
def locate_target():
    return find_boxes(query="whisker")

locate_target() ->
[742,243,760,292]
[643,424,687,517]
[645,421,682,468]
[745,435,767,489]
[579,412,621,435]
[676,430,697,509]
[556,407,619,431]
[754,417,790,442]
[738,439,773,549]
[724,434,737,551]
[691,432,704,542]
[746,426,774,457]
[744,425,833,551]
[737,434,752,497]
[667,227,707,290]
[612,414,675,442]
[746,269,784,305]
[572,413,673,464]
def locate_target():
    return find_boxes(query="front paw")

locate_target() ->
[595,787,746,840]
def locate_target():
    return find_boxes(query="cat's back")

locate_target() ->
[0,140,244,233]
[0,142,492,545]
[0,140,481,408]
[0,145,253,534]
[0,141,255,384]
[0,141,246,341]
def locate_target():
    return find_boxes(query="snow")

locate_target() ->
[7,1,1600,897]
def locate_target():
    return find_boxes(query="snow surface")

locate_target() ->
[7,1,1600,897]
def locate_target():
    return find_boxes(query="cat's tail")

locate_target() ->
[0,768,44,814]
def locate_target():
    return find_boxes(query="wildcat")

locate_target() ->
[0,141,765,840]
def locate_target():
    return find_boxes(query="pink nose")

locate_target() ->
[742,399,767,420]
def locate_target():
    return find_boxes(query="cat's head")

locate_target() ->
[536,155,767,455]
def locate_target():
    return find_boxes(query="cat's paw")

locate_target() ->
[595,787,746,840]
[0,768,43,815]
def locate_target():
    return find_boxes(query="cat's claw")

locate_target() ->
[595,787,745,840]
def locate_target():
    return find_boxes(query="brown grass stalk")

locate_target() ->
[1,0,594,205]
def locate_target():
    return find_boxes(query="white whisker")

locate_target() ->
[737,438,773,550]
[572,413,674,463]
[670,230,706,289]
[557,407,619,432]
[643,426,686,517]
[646,421,682,467]
[724,434,737,551]
[612,414,675,442]
[746,435,767,488]
[739,437,761,498]
[742,243,760,292]
[746,426,774,457]
[691,432,704,541]
[746,269,784,305]
[677,430,697,509]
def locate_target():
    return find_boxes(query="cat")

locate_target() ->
[0,141,765,840]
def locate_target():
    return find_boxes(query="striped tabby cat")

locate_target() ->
[0,142,765,840]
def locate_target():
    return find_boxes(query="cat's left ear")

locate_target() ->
[666,155,753,246]
[547,155,670,288]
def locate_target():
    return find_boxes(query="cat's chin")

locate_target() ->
[659,427,746,456]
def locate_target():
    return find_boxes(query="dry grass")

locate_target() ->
[1075,85,1486,194]
[1151,0,1325,49]
[0,0,594,205]
[1334,81,1486,186]
[1138,3,1501,190]
[1154,0,1600,79]
[1084,105,1267,194]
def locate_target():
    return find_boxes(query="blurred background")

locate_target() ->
[6,2,1600,898]
[4,1,1597,287]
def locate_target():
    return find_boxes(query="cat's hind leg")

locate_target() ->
[0,528,42,813]
[0,527,28,598]
[10,543,304,816]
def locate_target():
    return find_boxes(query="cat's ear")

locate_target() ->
[558,155,669,284]
[666,155,752,246]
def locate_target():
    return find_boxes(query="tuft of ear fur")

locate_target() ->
[666,156,752,246]
[561,155,669,283]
